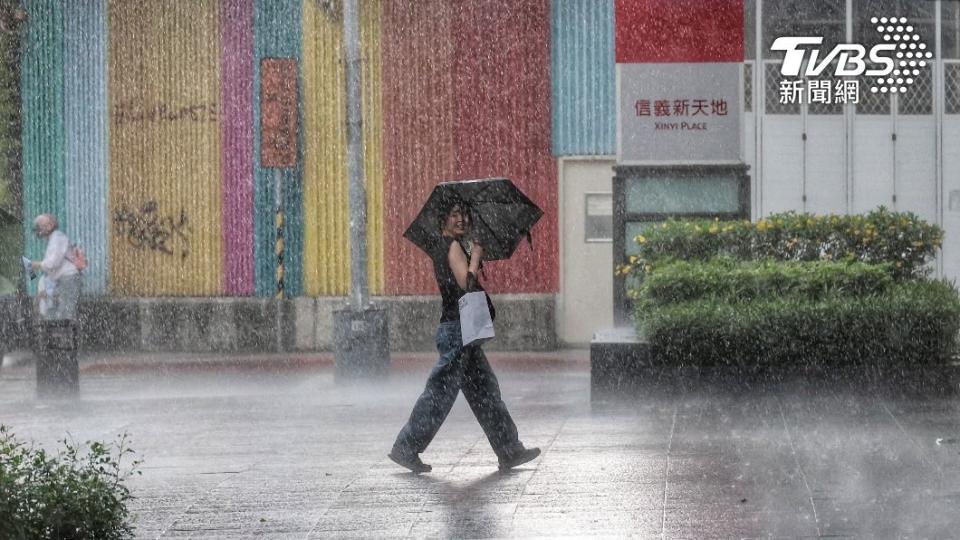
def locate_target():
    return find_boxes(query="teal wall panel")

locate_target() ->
[253,0,303,297]
[551,0,615,156]
[64,0,108,294]
[21,0,65,281]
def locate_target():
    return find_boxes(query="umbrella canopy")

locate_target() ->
[403,177,544,261]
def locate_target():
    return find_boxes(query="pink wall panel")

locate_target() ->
[221,0,255,295]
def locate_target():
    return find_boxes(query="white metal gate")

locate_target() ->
[750,0,952,278]
[942,60,960,280]
[759,60,847,216]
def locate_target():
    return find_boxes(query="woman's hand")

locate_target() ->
[468,243,484,274]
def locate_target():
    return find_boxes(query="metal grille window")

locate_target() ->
[744,62,753,112]
[853,0,934,116]
[855,0,935,49]
[947,63,960,115]
[762,0,845,60]
[807,93,843,115]
[944,1,960,59]
[898,65,933,115]
[945,2,960,114]
[807,62,843,115]
[765,61,800,114]
[856,73,891,115]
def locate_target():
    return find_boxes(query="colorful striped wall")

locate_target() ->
[19,0,560,298]
[382,0,558,294]
[107,0,223,295]
[64,0,109,294]
[551,0,615,156]
[302,0,384,296]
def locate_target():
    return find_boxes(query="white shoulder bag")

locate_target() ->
[459,291,495,346]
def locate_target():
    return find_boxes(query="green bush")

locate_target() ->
[618,207,942,281]
[0,426,141,540]
[623,208,957,371]
[636,257,895,306]
[637,279,960,368]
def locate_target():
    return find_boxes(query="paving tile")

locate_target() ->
[2,356,958,538]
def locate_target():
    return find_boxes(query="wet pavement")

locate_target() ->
[3,351,960,539]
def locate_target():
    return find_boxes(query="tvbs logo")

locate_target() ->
[772,17,932,94]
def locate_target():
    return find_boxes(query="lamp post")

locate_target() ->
[332,0,390,379]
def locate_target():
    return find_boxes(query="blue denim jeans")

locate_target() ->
[393,321,522,461]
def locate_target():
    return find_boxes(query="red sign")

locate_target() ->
[260,58,298,168]
[615,0,743,63]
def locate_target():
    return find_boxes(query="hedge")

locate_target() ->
[637,279,960,369]
[635,257,895,306]
[618,207,942,281]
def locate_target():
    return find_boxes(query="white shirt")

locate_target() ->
[41,230,78,282]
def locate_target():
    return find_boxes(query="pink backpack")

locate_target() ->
[66,244,87,272]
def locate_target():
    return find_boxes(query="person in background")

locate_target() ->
[29,214,81,320]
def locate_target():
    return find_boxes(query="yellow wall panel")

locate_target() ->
[362,0,385,296]
[108,0,223,295]
[302,0,384,296]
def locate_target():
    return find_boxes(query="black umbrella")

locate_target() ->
[403,177,544,261]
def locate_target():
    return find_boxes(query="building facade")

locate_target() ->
[553,0,960,343]
[12,0,960,349]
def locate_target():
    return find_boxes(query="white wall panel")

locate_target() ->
[760,116,803,214]
[852,116,896,213]
[805,116,847,214]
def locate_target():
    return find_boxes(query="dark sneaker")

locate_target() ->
[498,447,541,471]
[388,450,432,473]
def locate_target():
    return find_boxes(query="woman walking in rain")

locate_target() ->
[388,200,540,473]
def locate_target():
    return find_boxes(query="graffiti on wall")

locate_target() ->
[112,101,220,125]
[113,200,192,259]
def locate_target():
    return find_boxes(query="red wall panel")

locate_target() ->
[450,0,557,294]
[615,0,744,63]
[383,0,558,295]
[383,0,457,294]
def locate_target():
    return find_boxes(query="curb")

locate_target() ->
[2,349,590,375]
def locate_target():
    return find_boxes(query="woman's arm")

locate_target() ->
[449,240,485,290]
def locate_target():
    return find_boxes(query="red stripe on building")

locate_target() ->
[383,0,558,295]
[383,0,457,295]
[451,0,557,294]
[615,0,744,63]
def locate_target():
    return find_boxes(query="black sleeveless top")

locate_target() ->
[432,236,490,322]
